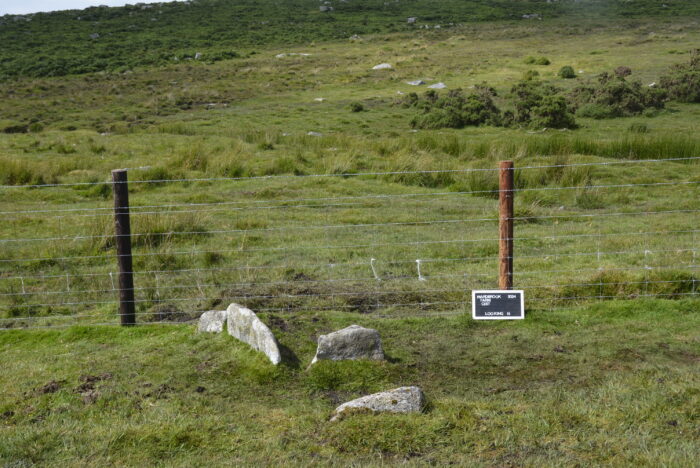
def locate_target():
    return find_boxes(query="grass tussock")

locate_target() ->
[0,158,58,186]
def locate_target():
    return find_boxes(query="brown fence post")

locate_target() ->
[499,161,514,290]
[112,169,136,326]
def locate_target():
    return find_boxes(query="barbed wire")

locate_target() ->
[1,263,697,299]
[1,245,695,283]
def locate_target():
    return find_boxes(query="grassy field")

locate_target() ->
[1,5,699,466]
[1,300,699,466]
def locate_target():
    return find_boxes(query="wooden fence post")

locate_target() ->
[112,169,136,326]
[499,161,514,290]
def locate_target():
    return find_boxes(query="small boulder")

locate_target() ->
[331,386,425,421]
[428,82,447,89]
[197,310,227,333]
[407,17,417,24]
[372,63,392,70]
[311,324,384,364]
[307,131,323,137]
[406,80,426,86]
[227,304,282,365]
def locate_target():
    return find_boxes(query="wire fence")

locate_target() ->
[1,157,698,329]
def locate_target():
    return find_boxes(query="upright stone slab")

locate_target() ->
[197,310,227,333]
[311,324,384,364]
[226,304,282,365]
[331,386,425,421]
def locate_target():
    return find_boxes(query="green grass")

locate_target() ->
[0,300,698,465]
[1,6,700,465]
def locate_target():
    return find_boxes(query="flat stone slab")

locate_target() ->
[226,304,282,365]
[197,310,227,333]
[331,386,425,421]
[372,63,392,70]
[428,82,447,89]
[311,325,384,365]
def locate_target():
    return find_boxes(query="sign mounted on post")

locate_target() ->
[472,290,524,320]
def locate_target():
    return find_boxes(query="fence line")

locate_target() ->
[2,228,698,264]
[2,245,696,283]
[4,262,698,298]
[1,157,698,330]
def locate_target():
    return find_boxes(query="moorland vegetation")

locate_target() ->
[0,2,699,465]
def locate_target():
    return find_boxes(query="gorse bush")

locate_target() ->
[509,81,577,129]
[558,65,576,79]
[409,87,502,129]
[659,50,700,103]
[524,56,550,65]
[570,69,666,118]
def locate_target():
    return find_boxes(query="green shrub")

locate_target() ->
[509,81,577,129]
[576,103,616,119]
[349,102,365,112]
[522,69,540,81]
[410,87,502,129]
[659,50,700,103]
[524,56,550,65]
[570,70,666,118]
[558,65,576,79]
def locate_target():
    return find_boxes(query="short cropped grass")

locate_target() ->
[0,300,698,466]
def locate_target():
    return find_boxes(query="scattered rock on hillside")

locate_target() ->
[195,52,202,60]
[227,304,281,365]
[428,82,447,89]
[320,5,334,12]
[407,17,417,24]
[311,324,384,365]
[275,53,312,58]
[372,63,392,70]
[197,310,227,333]
[406,80,426,86]
[307,131,323,137]
[331,386,425,421]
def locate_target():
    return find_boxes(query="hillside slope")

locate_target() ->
[1,0,698,79]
